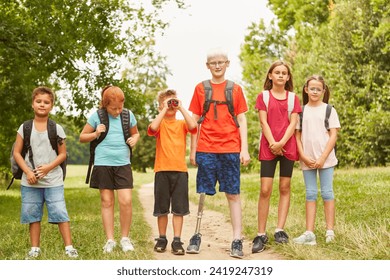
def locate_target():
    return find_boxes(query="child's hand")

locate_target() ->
[126,136,137,148]
[27,170,38,184]
[167,98,180,109]
[302,156,316,169]
[269,142,285,155]
[314,156,326,169]
[96,124,106,137]
[34,165,50,179]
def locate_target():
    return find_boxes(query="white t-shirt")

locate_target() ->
[18,122,66,187]
[297,103,341,170]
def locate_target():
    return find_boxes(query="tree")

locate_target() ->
[240,0,390,167]
[0,0,184,176]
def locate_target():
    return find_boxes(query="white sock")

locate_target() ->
[275,228,283,233]
[31,246,40,251]
[257,233,266,236]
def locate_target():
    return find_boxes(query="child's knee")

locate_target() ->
[321,190,334,201]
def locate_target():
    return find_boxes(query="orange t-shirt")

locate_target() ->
[148,119,197,172]
[189,80,248,153]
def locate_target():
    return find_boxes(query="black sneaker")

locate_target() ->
[186,233,202,254]
[154,237,168,252]
[171,240,185,255]
[274,231,289,244]
[230,239,244,259]
[252,234,268,253]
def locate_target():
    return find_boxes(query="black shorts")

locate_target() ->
[153,171,189,216]
[260,156,295,178]
[90,165,133,189]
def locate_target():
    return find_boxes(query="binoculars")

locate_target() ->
[167,99,179,108]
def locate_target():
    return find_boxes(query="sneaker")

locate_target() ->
[171,240,185,255]
[26,247,41,259]
[65,248,79,258]
[103,239,116,253]
[293,231,317,245]
[120,237,134,252]
[252,234,268,253]
[274,230,289,244]
[154,237,168,252]
[325,230,335,243]
[186,233,202,254]
[230,239,244,259]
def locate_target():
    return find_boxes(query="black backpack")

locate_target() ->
[197,79,239,127]
[8,119,67,190]
[85,108,132,184]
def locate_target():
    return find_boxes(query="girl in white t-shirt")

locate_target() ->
[294,75,341,245]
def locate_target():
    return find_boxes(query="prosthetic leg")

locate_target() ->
[186,193,205,253]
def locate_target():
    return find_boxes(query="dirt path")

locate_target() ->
[138,182,282,260]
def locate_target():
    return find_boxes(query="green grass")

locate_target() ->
[187,166,390,260]
[1,165,389,260]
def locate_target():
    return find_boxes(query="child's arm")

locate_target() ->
[34,139,67,179]
[79,123,106,143]
[126,125,140,148]
[190,113,200,166]
[13,133,38,184]
[149,100,169,132]
[259,110,281,155]
[314,128,338,169]
[295,130,315,168]
[237,113,251,166]
[177,100,197,131]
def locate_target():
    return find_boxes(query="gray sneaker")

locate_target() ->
[65,248,79,258]
[26,248,41,259]
[293,232,317,245]
[103,239,116,253]
[230,239,244,259]
[325,230,335,243]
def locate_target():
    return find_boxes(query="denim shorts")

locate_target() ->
[153,171,189,216]
[196,152,240,195]
[21,186,70,224]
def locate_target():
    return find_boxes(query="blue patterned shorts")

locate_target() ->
[195,152,240,195]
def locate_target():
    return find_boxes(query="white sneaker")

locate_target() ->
[293,231,317,245]
[120,237,134,252]
[26,247,41,259]
[103,239,116,253]
[65,248,79,258]
[326,230,335,243]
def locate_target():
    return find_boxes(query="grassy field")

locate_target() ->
[0,165,389,260]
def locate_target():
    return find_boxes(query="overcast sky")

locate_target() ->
[155,0,275,108]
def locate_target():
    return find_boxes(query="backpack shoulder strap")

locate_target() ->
[325,104,333,131]
[120,108,133,159]
[287,91,295,119]
[23,119,35,169]
[86,109,109,184]
[225,80,239,127]
[47,119,58,153]
[262,90,270,111]
[197,80,213,124]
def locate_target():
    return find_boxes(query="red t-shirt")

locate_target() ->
[255,91,302,161]
[189,80,248,153]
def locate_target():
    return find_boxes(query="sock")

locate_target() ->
[257,232,266,236]
[326,229,335,235]
[275,228,283,233]
[65,245,74,251]
[305,231,314,235]
[31,246,40,251]
[173,237,181,242]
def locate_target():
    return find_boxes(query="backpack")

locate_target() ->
[262,90,295,120]
[299,104,337,155]
[8,119,67,190]
[197,79,240,127]
[299,104,333,131]
[85,108,132,184]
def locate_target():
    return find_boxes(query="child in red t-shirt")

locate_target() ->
[252,61,302,253]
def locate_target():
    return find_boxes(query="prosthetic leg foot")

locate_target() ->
[186,193,205,254]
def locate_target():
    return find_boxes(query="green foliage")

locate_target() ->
[0,0,183,176]
[240,0,390,167]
